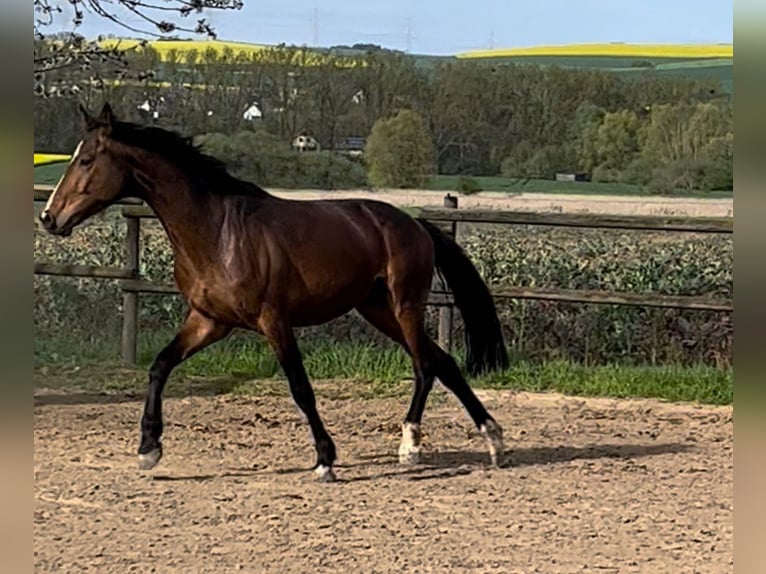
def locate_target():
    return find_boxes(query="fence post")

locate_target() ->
[121,216,140,365]
[437,194,458,352]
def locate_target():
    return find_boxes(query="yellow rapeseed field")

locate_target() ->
[99,38,363,67]
[457,43,733,59]
[34,154,71,166]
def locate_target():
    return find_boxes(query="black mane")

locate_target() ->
[108,120,268,197]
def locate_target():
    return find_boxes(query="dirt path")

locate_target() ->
[268,189,734,218]
[34,387,732,573]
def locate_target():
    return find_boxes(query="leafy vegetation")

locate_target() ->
[34,41,731,195]
[32,39,733,405]
[195,130,368,189]
[455,175,483,195]
[365,110,436,188]
[34,209,732,375]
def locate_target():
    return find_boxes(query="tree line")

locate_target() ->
[34,43,732,192]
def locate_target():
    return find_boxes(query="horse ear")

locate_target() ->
[79,103,99,131]
[97,102,115,127]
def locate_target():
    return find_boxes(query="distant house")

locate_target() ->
[137,96,165,120]
[292,133,320,152]
[243,102,263,121]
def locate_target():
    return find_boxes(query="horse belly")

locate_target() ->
[184,280,258,328]
[288,275,374,326]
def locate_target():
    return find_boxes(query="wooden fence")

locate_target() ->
[33,186,733,364]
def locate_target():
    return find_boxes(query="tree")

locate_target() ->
[640,102,734,191]
[365,109,436,188]
[569,101,606,173]
[33,0,244,95]
[592,109,641,179]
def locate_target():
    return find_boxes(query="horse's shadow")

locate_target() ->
[195,441,692,484]
[424,442,692,469]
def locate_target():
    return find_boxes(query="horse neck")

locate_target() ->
[130,153,225,262]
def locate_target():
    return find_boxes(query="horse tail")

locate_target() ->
[416,218,509,376]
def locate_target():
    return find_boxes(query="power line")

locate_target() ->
[312,7,319,46]
[405,16,412,53]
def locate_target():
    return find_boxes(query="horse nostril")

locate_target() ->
[40,210,53,228]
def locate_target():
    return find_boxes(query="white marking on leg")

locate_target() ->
[398,422,423,464]
[43,141,83,215]
[314,464,336,482]
[480,419,504,467]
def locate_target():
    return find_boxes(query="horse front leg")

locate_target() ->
[138,308,230,470]
[259,311,338,482]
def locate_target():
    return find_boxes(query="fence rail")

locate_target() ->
[33,186,733,363]
[419,207,733,234]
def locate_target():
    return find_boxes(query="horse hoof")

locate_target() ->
[315,465,337,483]
[398,422,423,464]
[480,420,504,468]
[138,447,162,471]
[398,448,423,465]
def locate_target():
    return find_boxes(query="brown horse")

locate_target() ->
[39,103,509,481]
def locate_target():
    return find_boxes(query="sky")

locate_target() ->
[46,0,733,56]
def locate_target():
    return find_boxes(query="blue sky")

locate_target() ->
[49,0,733,55]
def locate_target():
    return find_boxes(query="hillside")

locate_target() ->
[98,39,733,93]
[455,43,733,93]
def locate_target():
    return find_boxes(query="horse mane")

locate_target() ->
[108,120,269,197]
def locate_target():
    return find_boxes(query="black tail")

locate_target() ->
[417,218,509,376]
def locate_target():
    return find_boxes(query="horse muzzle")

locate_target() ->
[39,210,73,237]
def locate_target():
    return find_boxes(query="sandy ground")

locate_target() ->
[34,386,732,573]
[268,189,733,218]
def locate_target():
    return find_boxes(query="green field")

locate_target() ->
[33,161,733,198]
[427,175,733,198]
[451,43,733,93]
[34,161,68,186]
[450,55,733,94]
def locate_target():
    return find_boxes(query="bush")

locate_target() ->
[195,130,368,190]
[502,143,576,179]
[620,156,658,186]
[455,175,483,194]
[500,141,535,178]
[365,109,436,188]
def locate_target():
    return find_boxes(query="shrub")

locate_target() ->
[195,130,368,190]
[455,175,483,195]
[365,109,436,188]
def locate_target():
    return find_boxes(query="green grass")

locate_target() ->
[34,332,732,405]
[427,174,733,198]
[34,162,69,186]
[34,151,732,199]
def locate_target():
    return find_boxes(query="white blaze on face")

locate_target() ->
[43,141,83,214]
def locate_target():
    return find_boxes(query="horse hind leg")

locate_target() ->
[359,290,504,467]
[356,289,430,465]
[427,339,504,466]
